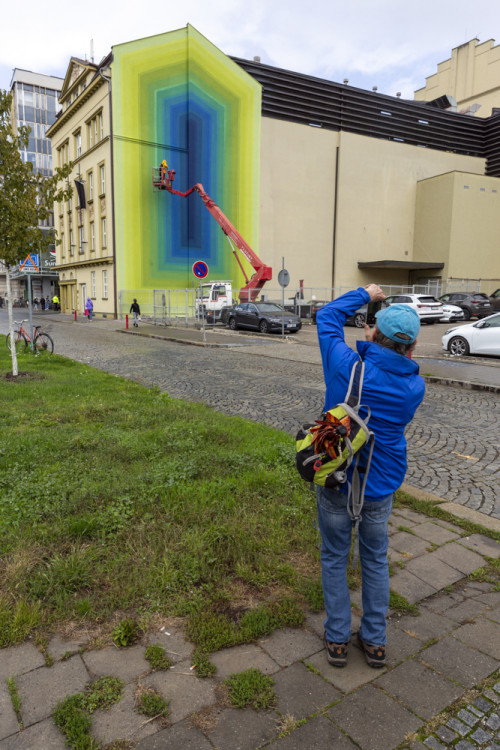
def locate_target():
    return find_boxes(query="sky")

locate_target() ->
[1,0,499,99]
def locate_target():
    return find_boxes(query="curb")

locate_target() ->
[422,374,500,394]
[401,483,500,533]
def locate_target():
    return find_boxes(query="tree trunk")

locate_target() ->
[6,268,19,377]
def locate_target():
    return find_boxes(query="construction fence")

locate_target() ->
[118,278,499,327]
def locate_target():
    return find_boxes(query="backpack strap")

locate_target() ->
[345,359,365,409]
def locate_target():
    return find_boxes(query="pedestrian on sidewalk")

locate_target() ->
[52,294,60,311]
[130,298,141,327]
[85,297,93,321]
[40,296,45,311]
[315,285,425,669]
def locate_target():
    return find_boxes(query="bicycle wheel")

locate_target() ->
[33,332,54,355]
[6,331,28,354]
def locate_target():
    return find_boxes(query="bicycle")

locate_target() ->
[6,320,54,355]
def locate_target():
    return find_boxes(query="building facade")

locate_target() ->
[414,38,500,118]
[46,57,115,316]
[47,29,500,317]
[1,69,63,301]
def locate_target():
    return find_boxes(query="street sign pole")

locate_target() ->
[278,258,290,340]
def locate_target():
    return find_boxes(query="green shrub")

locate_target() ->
[224,669,276,710]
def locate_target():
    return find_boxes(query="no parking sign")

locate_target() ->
[192,261,209,279]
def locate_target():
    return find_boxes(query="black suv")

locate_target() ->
[439,292,493,320]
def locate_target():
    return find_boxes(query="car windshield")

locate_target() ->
[417,296,440,303]
[255,303,285,313]
[472,294,489,300]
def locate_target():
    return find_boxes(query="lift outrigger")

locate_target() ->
[152,166,272,302]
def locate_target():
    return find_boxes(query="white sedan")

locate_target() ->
[442,313,500,356]
[440,304,464,323]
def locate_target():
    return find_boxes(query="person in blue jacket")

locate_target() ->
[316,284,425,668]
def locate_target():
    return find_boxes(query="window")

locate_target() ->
[90,222,95,251]
[69,229,74,256]
[99,113,103,140]
[75,131,81,158]
[79,225,85,254]
[91,271,96,298]
[88,171,93,200]
[94,117,98,144]
[88,121,93,148]
[102,269,108,298]
[100,165,105,194]
[101,217,107,248]
[61,233,65,257]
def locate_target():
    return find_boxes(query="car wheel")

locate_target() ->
[259,319,269,334]
[354,313,366,328]
[229,317,238,330]
[220,309,229,325]
[462,308,471,321]
[448,336,469,356]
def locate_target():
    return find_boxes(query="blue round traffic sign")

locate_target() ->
[192,261,209,279]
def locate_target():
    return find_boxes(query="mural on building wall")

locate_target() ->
[112,25,262,292]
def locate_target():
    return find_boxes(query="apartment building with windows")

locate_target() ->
[46,56,115,316]
[1,69,63,301]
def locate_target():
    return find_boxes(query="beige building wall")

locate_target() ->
[414,38,500,117]
[47,61,115,317]
[260,118,338,294]
[262,119,486,292]
[415,172,500,293]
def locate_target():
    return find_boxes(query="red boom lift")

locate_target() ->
[153,167,272,302]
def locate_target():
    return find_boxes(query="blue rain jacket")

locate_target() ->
[316,288,425,500]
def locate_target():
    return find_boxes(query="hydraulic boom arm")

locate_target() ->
[153,167,272,301]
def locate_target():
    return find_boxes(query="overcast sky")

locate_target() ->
[1,0,499,99]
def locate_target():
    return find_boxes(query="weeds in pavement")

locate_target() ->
[192,649,217,677]
[111,619,141,648]
[135,687,170,719]
[144,644,173,671]
[52,676,124,749]
[389,591,419,616]
[7,677,22,728]
[223,668,276,710]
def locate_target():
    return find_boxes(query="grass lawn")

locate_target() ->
[0,347,321,649]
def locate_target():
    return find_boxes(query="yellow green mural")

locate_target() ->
[111,25,262,292]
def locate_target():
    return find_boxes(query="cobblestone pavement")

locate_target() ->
[1,313,499,519]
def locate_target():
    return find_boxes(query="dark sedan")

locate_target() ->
[490,289,500,311]
[227,302,302,333]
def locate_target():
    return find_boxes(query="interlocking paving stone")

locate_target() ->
[209,644,280,679]
[385,623,423,666]
[488,605,500,624]
[207,707,278,750]
[47,635,88,661]
[392,509,427,525]
[0,644,45,678]
[143,660,216,724]
[147,627,193,663]
[475,592,500,607]
[418,636,499,687]
[387,531,431,557]
[440,598,490,623]
[0,717,67,749]
[91,683,159,746]
[485,711,500,730]
[272,662,341,719]
[135,718,214,749]
[392,609,454,641]
[425,592,465,613]
[266,714,357,749]
[375,659,465,719]
[436,725,458,743]
[432,541,486,575]
[458,534,500,559]
[404,553,466,589]
[16,656,89,727]
[328,684,422,750]
[0,682,19,742]
[423,738,445,750]
[446,717,469,736]
[387,569,437,604]
[258,628,323,667]
[305,638,386,693]
[410,521,460,545]
[457,707,480,726]
[82,645,150,682]
[471,726,494,743]
[453,617,500,659]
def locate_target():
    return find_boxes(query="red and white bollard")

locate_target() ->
[74,309,77,321]
[125,314,129,330]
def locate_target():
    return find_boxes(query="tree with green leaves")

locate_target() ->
[0,90,73,375]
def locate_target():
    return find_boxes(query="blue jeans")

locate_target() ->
[317,486,392,646]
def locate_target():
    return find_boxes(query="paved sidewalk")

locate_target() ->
[0,506,498,749]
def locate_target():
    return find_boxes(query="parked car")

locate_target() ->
[227,302,302,333]
[439,303,465,323]
[438,292,493,320]
[309,300,330,323]
[489,288,500,311]
[442,313,500,357]
[344,300,388,328]
[384,294,443,324]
